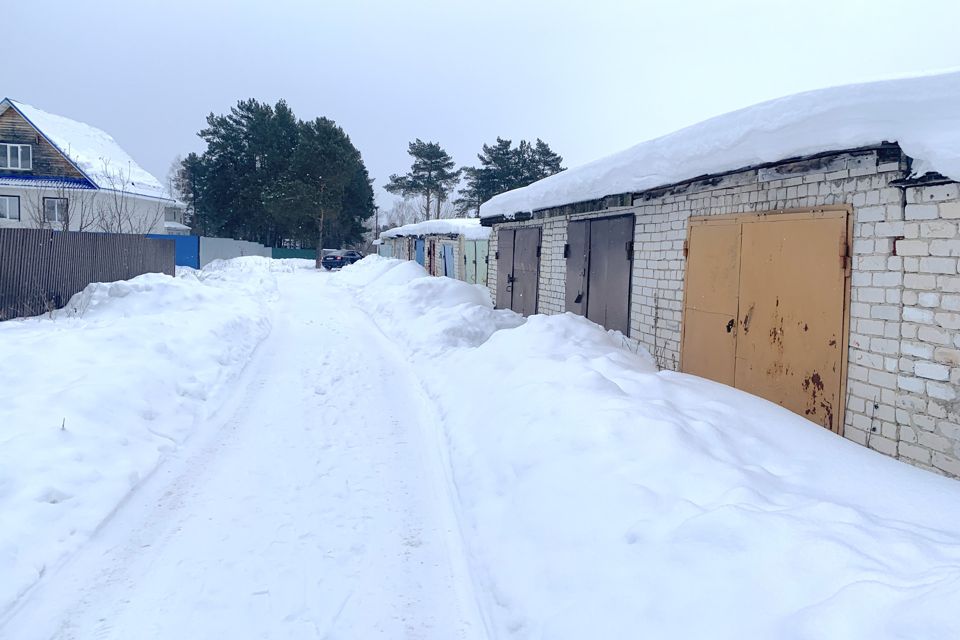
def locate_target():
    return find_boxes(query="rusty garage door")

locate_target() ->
[565,215,634,334]
[496,227,541,316]
[680,209,850,433]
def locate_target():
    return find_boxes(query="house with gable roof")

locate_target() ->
[0,98,185,235]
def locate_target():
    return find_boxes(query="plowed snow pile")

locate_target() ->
[340,256,960,640]
[0,257,291,612]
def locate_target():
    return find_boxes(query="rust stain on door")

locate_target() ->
[680,220,741,386]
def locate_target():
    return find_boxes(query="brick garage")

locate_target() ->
[482,140,960,478]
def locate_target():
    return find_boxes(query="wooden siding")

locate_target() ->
[0,109,87,180]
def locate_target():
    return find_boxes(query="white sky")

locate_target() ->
[7,0,960,207]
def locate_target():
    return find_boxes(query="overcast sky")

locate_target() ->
[7,0,960,208]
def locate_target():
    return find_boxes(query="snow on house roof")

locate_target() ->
[0,175,96,190]
[480,70,960,219]
[1,99,174,202]
[379,217,491,240]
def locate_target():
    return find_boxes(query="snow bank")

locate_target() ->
[341,256,960,639]
[379,217,490,240]
[4,100,172,201]
[338,257,522,356]
[0,257,276,613]
[481,70,960,218]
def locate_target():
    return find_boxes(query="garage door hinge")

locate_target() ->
[495,250,499,260]
[563,243,570,258]
[683,240,689,258]
[625,240,634,259]
[840,236,851,273]
[537,245,542,258]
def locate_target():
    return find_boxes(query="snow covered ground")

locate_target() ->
[2,256,960,639]
[343,257,960,639]
[0,258,280,614]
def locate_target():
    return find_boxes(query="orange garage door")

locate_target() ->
[680,209,851,433]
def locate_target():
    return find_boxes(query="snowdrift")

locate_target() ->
[0,257,281,613]
[339,256,960,640]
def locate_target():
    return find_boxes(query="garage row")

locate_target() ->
[377,218,491,285]
[483,144,960,477]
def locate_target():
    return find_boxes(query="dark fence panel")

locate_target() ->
[0,229,174,320]
[146,234,200,268]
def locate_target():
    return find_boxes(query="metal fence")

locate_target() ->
[271,247,317,260]
[146,234,201,268]
[199,237,271,266]
[0,228,174,321]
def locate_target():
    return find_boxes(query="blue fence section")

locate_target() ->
[146,234,200,268]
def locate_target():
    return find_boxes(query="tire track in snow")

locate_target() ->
[338,281,497,640]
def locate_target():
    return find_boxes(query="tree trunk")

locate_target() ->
[315,209,325,269]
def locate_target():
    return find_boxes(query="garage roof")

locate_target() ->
[380,218,491,240]
[480,70,960,219]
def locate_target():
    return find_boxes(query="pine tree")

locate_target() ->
[182,99,374,251]
[455,137,564,216]
[527,138,564,183]
[171,152,205,233]
[385,140,460,220]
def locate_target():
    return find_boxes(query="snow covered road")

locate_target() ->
[0,269,488,639]
[6,257,960,639]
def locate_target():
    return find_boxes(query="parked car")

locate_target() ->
[321,250,364,270]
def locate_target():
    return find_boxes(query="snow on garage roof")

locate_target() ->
[480,70,960,219]
[380,217,491,240]
[0,98,173,201]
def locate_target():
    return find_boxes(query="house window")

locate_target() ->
[0,144,33,170]
[164,207,179,222]
[0,195,19,220]
[43,197,68,223]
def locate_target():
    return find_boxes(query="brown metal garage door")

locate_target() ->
[680,209,850,432]
[496,227,541,316]
[565,215,634,335]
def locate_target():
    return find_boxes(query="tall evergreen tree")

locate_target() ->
[180,99,374,251]
[455,137,564,216]
[172,152,205,234]
[385,140,460,220]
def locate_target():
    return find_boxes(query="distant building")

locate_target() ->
[379,218,491,284]
[0,98,183,234]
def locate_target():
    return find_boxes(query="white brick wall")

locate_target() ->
[487,148,960,478]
